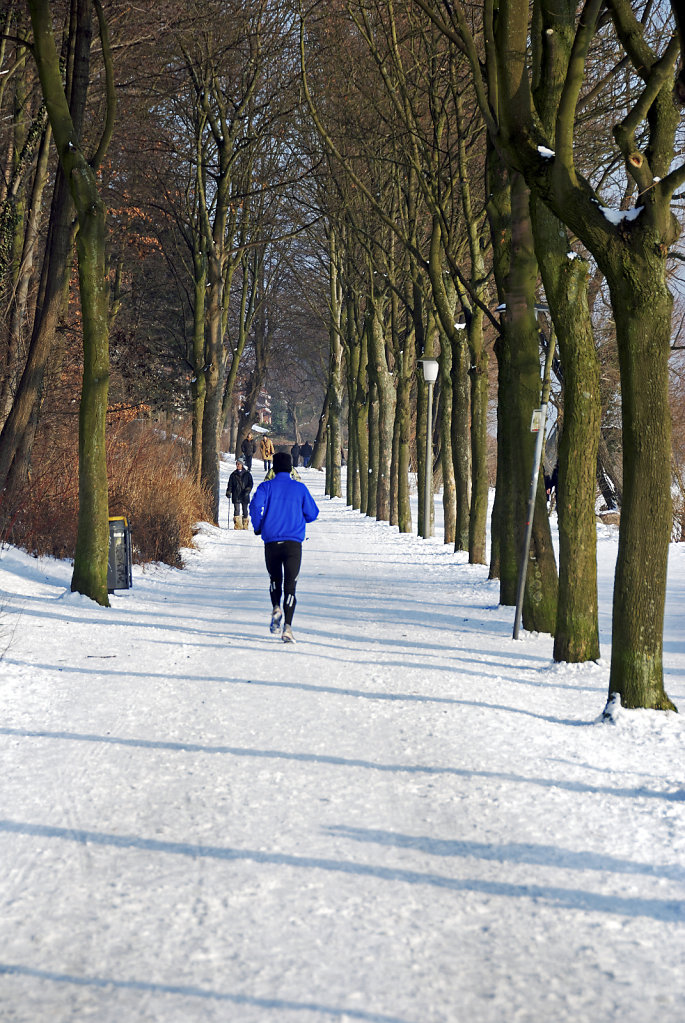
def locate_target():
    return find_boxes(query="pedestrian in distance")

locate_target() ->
[258,433,275,473]
[291,441,300,468]
[300,440,313,467]
[249,450,319,643]
[240,432,255,470]
[226,457,253,529]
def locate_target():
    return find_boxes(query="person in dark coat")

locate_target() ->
[249,451,319,643]
[300,440,313,467]
[240,433,255,469]
[226,457,253,529]
[291,442,300,468]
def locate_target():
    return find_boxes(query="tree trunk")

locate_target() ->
[506,173,558,633]
[395,327,414,533]
[451,331,470,551]
[439,337,456,546]
[29,0,113,606]
[71,186,109,605]
[412,281,431,538]
[0,7,88,493]
[606,256,675,710]
[492,333,518,596]
[485,148,516,593]
[365,379,379,518]
[190,242,206,483]
[531,197,601,662]
[326,226,344,498]
[455,93,489,566]
[200,258,224,524]
[367,294,395,522]
[345,292,361,509]
[468,316,489,565]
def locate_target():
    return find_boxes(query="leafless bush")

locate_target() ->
[1,419,211,565]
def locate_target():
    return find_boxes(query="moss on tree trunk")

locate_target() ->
[607,254,675,710]
[29,0,113,607]
[531,197,600,662]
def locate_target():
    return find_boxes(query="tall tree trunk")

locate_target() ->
[531,198,600,662]
[71,173,109,604]
[366,379,379,518]
[606,255,675,709]
[367,292,395,522]
[190,242,206,483]
[353,313,369,511]
[468,328,489,565]
[426,218,462,547]
[1,119,52,429]
[485,147,516,592]
[29,0,114,606]
[528,0,600,661]
[412,281,431,537]
[200,257,224,524]
[326,226,344,498]
[395,324,414,533]
[439,336,456,546]
[455,92,489,566]
[0,2,89,495]
[506,173,558,633]
[451,332,470,551]
[345,289,361,509]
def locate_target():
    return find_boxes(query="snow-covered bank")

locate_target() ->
[1,461,684,1023]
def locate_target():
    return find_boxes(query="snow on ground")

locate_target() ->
[0,459,684,1023]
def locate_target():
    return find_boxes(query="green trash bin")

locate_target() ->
[108,516,133,592]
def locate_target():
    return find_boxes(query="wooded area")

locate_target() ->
[0,0,683,711]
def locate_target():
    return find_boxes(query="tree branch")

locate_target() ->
[88,0,116,171]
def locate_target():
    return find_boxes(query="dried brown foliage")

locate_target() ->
[1,419,211,566]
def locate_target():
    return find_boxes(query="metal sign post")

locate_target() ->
[513,329,556,639]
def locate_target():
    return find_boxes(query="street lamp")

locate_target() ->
[418,357,439,539]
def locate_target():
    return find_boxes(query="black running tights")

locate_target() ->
[264,541,302,625]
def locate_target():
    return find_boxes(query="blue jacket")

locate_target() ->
[249,472,319,543]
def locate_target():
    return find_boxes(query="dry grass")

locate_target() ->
[1,419,211,566]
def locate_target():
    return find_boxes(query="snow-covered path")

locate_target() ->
[1,460,684,1023]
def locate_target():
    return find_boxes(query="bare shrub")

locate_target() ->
[1,419,211,566]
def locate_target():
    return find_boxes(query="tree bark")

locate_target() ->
[28,0,114,606]
[366,287,395,522]
[606,253,675,709]
[326,226,344,498]
[506,173,558,633]
[485,148,517,596]
[531,197,600,662]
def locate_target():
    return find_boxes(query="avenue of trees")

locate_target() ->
[0,0,683,712]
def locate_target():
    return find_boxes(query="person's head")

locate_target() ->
[236,457,244,470]
[273,451,292,474]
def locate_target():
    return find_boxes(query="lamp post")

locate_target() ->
[418,357,439,538]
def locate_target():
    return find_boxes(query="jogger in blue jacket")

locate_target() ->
[249,451,319,643]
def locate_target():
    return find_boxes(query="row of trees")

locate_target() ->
[0,0,683,711]
[297,0,684,715]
